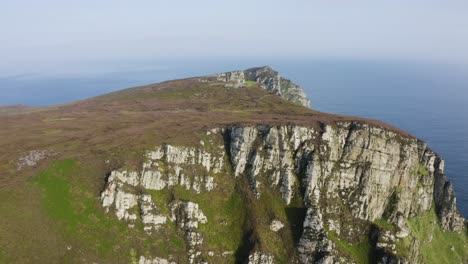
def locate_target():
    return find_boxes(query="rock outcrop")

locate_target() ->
[247,252,275,264]
[100,170,166,230]
[101,122,465,263]
[432,157,465,231]
[170,201,208,263]
[139,256,176,264]
[297,206,337,264]
[212,66,310,107]
[225,123,464,232]
[269,219,284,232]
[17,149,56,171]
[100,142,221,263]
[141,143,223,193]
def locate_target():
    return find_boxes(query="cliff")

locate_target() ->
[100,122,465,263]
[0,66,465,264]
[212,66,310,107]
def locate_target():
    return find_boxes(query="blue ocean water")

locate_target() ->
[1,58,467,217]
[279,60,468,218]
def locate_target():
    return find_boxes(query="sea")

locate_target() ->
[1,57,467,217]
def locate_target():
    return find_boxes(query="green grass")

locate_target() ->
[34,160,79,232]
[328,231,372,264]
[172,184,245,252]
[28,150,308,263]
[418,163,429,176]
[31,160,190,263]
[33,160,133,257]
[244,81,258,87]
[374,218,396,232]
[147,165,245,263]
[0,247,9,263]
[406,207,467,263]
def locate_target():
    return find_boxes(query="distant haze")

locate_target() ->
[1,1,468,77]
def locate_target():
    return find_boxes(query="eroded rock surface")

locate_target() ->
[269,219,284,232]
[141,144,223,193]
[17,150,56,171]
[248,252,274,264]
[139,256,176,264]
[213,66,310,107]
[101,123,465,263]
[170,201,208,263]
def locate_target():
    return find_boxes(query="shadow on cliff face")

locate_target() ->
[285,207,308,245]
[233,177,261,264]
[369,224,389,264]
[234,227,260,264]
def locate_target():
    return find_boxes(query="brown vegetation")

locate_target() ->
[0,77,413,187]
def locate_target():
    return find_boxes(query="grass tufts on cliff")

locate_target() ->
[405,207,467,263]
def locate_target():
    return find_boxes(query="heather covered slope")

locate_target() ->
[0,67,465,264]
[0,67,410,181]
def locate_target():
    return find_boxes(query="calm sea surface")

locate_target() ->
[1,58,467,217]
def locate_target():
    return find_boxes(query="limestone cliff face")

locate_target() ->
[100,123,465,263]
[212,66,310,107]
[226,123,463,229]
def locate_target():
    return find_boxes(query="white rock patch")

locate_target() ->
[269,219,284,232]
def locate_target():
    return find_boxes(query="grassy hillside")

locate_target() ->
[406,207,467,263]
[0,73,454,263]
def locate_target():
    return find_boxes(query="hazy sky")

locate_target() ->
[1,1,468,75]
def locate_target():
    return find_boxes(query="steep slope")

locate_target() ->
[0,67,465,264]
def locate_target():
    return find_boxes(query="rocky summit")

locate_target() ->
[0,67,466,264]
[212,66,310,107]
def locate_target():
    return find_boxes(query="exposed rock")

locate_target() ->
[141,144,223,193]
[100,123,465,262]
[222,251,234,257]
[432,157,465,231]
[138,256,176,264]
[169,201,207,263]
[375,230,397,255]
[101,170,165,231]
[244,66,310,107]
[248,252,274,264]
[227,125,315,204]
[17,150,56,171]
[109,170,140,187]
[101,170,139,223]
[213,66,310,107]
[269,219,284,232]
[114,190,138,222]
[169,201,207,230]
[370,225,414,264]
[395,214,410,238]
[408,238,421,264]
[225,123,464,260]
[297,206,337,264]
[229,126,258,178]
[214,70,246,88]
[140,194,167,233]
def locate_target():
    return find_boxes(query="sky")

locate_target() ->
[1,1,468,76]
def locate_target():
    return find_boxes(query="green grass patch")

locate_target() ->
[33,160,133,257]
[34,160,79,231]
[328,231,372,264]
[244,81,258,87]
[374,218,396,232]
[171,184,245,254]
[0,247,9,263]
[32,160,188,262]
[406,207,467,263]
[418,164,429,176]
